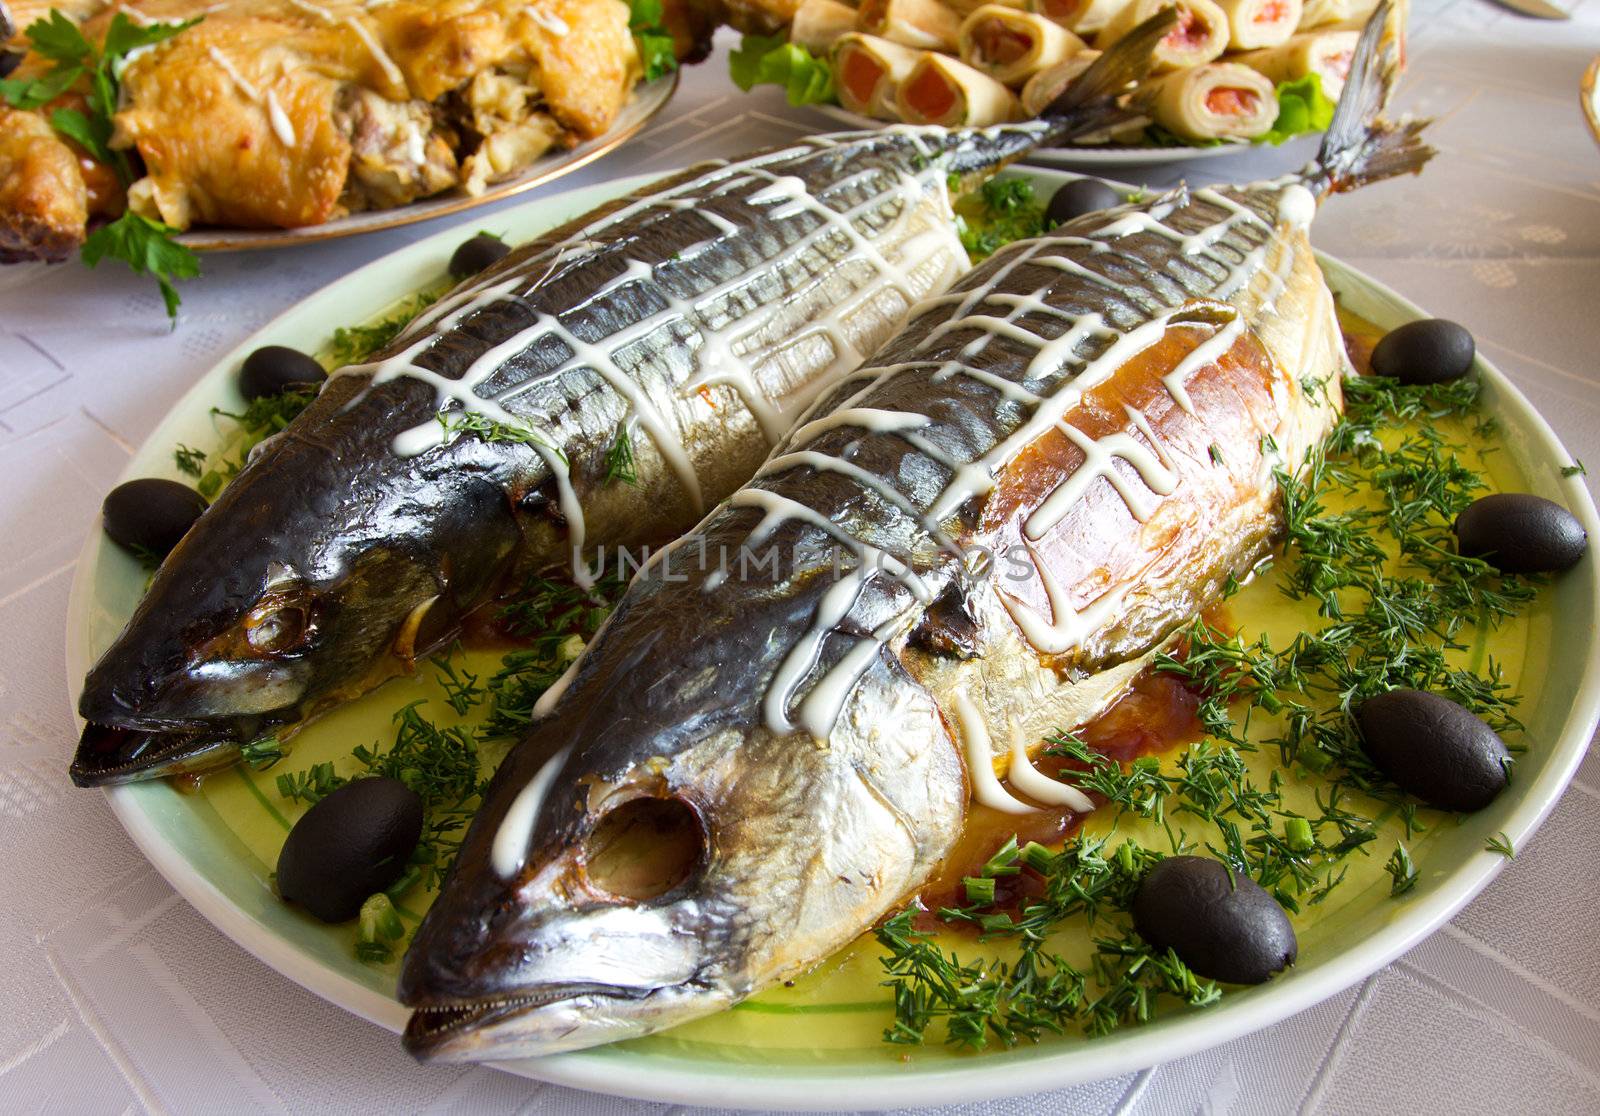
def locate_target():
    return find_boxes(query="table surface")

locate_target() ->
[4,1,1599,1112]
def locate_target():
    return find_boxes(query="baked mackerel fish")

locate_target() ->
[69,33,1170,787]
[399,4,1430,1061]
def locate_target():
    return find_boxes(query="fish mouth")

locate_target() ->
[69,722,244,787]
[402,983,652,1062]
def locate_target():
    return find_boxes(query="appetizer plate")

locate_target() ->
[66,168,1600,1110]
[172,74,678,253]
[814,103,1250,166]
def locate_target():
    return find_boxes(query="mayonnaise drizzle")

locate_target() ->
[491,744,572,878]
[746,181,1304,740]
[1007,731,1095,812]
[952,691,1036,814]
[339,137,968,585]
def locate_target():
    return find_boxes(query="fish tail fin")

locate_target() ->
[1037,9,1178,144]
[1308,0,1434,195]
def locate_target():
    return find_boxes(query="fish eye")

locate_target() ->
[582,796,705,902]
[245,602,311,654]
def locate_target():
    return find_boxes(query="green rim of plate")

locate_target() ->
[63,167,1600,1110]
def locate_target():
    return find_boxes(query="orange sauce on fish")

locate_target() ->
[914,603,1234,928]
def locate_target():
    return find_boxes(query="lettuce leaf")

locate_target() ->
[728,33,836,107]
[1262,74,1336,146]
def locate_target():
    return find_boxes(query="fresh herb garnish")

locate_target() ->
[602,423,638,486]
[1385,842,1419,896]
[1485,831,1515,858]
[728,33,836,106]
[1562,460,1587,478]
[173,444,207,478]
[326,290,440,366]
[627,0,678,83]
[956,177,1047,262]
[195,387,317,499]
[437,410,564,458]
[1,11,203,319]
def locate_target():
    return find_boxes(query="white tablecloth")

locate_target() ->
[3,1,1599,1111]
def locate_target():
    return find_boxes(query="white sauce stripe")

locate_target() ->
[953,691,1037,814]
[491,744,573,878]
[1007,733,1095,812]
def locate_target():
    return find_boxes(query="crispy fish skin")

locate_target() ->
[71,123,1074,786]
[401,3,1427,1060]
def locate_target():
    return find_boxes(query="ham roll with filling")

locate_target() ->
[1215,0,1301,49]
[856,0,963,51]
[1097,0,1228,71]
[1235,28,1355,100]
[1027,0,1134,36]
[1149,61,1277,140]
[1299,0,1375,27]
[895,51,1023,124]
[791,0,859,52]
[832,32,923,118]
[959,4,1086,87]
[1020,48,1100,114]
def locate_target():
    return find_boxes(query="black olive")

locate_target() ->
[1132,856,1297,984]
[0,51,22,80]
[1046,178,1125,229]
[102,478,207,558]
[277,777,423,922]
[1369,318,1475,384]
[1356,689,1511,812]
[240,345,326,401]
[449,233,510,279]
[1455,492,1587,574]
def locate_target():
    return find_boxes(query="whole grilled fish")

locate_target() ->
[399,4,1429,1060]
[70,28,1178,786]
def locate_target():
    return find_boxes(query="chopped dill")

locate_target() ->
[1485,831,1515,859]
[173,444,206,478]
[1562,460,1587,478]
[603,423,639,486]
[196,387,316,499]
[1385,843,1419,897]
[956,177,1046,262]
[437,410,564,459]
[882,372,1540,1043]
[326,290,441,367]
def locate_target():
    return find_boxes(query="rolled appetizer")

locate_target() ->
[791,0,859,51]
[856,0,963,51]
[1097,0,1229,71]
[1027,0,1135,35]
[1020,48,1101,114]
[959,4,1086,87]
[1236,28,1355,100]
[1216,0,1302,50]
[1299,0,1376,27]
[895,50,1023,123]
[1149,59,1277,140]
[832,32,923,117]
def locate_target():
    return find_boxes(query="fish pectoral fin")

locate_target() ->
[908,580,984,660]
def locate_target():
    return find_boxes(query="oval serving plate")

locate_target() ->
[173,73,677,253]
[66,167,1600,1110]
[813,103,1258,167]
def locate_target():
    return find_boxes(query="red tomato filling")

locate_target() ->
[976,19,1035,67]
[1163,8,1209,51]
[905,65,958,121]
[1255,0,1290,22]
[1327,49,1354,79]
[1206,85,1261,116]
[840,48,885,108]
[1042,0,1082,20]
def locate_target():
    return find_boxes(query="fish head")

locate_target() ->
[73,375,522,785]
[399,570,967,1061]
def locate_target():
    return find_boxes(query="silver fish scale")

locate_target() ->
[368,129,987,423]
[758,185,1284,544]
[718,184,1292,713]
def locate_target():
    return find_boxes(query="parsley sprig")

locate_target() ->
[627,0,677,83]
[0,10,202,318]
